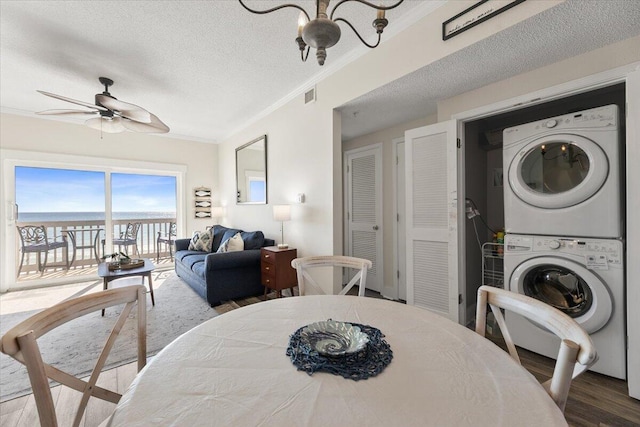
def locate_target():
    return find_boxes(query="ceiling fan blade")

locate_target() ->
[121,114,170,134]
[85,117,126,133]
[37,90,107,111]
[95,94,151,123]
[36,109,99,117]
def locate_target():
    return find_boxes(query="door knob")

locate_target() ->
[373,225,379,230]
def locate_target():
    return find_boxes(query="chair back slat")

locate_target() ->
[291,256,372,296]
[475,285,597,412]
[0,285,147,427]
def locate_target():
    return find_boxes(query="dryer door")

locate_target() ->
[509,256,612,333]
[508,133,608,209]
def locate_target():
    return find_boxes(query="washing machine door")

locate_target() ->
[508,133,608,209]
[509,256,612,333]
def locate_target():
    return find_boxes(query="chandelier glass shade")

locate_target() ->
[239,0,404,66]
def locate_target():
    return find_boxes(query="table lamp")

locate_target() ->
[273,205,291,249]
[211,206,224,221]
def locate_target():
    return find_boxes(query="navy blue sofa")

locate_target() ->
[174,225,274,306]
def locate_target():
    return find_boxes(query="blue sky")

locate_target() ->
[15,167,176,212]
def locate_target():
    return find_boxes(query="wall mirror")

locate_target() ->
[236,135,267,204]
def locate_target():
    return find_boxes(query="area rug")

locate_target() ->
[0,271,239,402]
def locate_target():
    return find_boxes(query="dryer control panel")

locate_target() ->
[505,234,623,265]
[503,104,618,142]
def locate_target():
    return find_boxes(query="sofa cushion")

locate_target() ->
[220,228,242,247]
[189,229,214,252]
[180,253,207,271]
[216,232,244,253]
[241,231,265,250]
[211,224,231,253]
[175,249,206,263]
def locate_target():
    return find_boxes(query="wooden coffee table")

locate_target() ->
[98,259,155,315]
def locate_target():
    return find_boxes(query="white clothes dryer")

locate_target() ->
[504,234,625,379]
[503,105,621,238]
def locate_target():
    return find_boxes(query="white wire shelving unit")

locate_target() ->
[482,242,504,289]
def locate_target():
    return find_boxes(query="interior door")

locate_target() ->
[395,140,407,301]
[345,145,383,292]
[405,121,460,321]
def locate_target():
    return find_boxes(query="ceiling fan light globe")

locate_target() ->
[85,116,126,133]
[302,18,341,49]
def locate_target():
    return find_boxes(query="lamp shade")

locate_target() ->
[211,206,224,219]
[273,205,291,222]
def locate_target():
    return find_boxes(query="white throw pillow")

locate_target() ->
[189,229,214,252]
[216,232,244,253]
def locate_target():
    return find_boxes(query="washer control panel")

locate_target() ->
[505,234,623,265]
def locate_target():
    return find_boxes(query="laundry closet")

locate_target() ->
[463,83,627,379]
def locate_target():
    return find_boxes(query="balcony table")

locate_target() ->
[106,295,567,427]
[62,227,104,265]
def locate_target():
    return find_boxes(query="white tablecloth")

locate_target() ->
[108,295,567,426]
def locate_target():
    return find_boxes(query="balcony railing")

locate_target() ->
[15,218,177,280]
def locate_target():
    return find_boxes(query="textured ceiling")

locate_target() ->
[338,0,640,140]
[2,1,639,144]
[0,0,427,143]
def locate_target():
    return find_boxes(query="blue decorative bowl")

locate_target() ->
[300,320,369,357]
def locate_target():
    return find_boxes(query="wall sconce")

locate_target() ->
[273,205,291,249]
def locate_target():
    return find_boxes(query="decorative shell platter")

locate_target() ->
[300,320,369,357]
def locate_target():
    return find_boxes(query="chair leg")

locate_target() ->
[156,240,161,262]
[17,251,25,278]
[40,251,48,273]
[169,242,174,261]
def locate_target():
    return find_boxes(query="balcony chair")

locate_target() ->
[0,285,147,427]
[109,222,141,257]
[16,225,69,277]
[475,285,597,413]
[291,255,372,296]
[156,221,177,261]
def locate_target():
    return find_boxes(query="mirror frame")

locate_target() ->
[235,135,268,204]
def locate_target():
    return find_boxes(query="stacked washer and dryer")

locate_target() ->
[502,105,626,379]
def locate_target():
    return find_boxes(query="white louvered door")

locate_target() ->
[405,121,459,321]
[345,145,383,292]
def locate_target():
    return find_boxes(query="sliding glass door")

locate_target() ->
[11,164,178,285]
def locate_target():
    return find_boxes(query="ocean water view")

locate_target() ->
[18,211,176,222]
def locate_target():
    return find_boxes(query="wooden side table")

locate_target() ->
[261,246,297,298]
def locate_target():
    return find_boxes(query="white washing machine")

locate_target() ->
[504,234,626,379]
[503,105,621,238]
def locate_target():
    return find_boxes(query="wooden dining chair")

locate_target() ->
[291,256,372,296]
[16,225,69,277]
[475,285,597,413]
[0,285,147,427]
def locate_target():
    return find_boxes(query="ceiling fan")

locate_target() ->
[36,77,169,134]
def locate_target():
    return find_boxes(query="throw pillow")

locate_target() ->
[188,228,214,252]
[216,232,245,253]
[241,231,265,250]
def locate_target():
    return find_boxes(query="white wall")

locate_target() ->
[0,113,217,290]
[438,35,640,120]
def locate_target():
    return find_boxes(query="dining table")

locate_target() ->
[107,295,567,426]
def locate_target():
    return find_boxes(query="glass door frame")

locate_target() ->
[1,149,186,291]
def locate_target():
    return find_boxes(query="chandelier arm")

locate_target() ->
[238,0,310,21]
[329,0,404,20]
[334,18,381,49]
[301,46,310,62]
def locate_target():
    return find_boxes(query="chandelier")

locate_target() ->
[239,0,404,66]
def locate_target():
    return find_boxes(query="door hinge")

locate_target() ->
[397,213,400,222]
[347,165,350,173]
[397,270,400,279]
[396,155,399,165]
[347,211,350,220]
[458,294,463,305]
[456,138,461,148]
